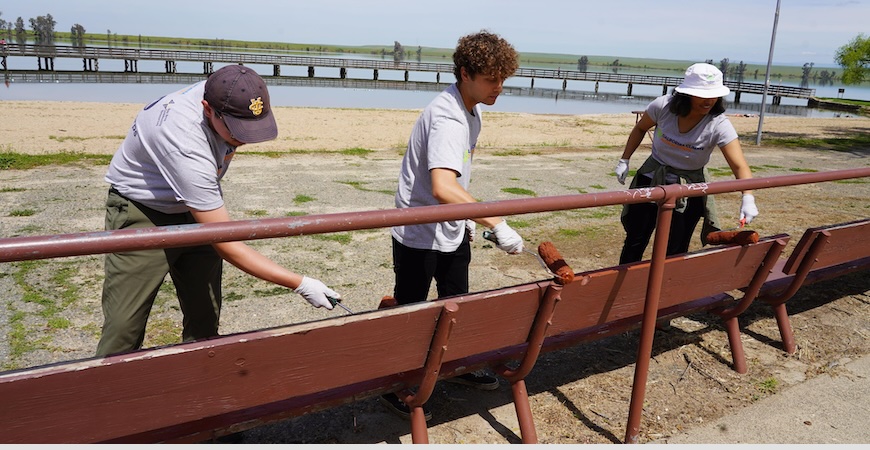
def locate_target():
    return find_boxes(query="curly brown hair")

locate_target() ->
[452,30,519,82]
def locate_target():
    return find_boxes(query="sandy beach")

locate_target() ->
[2,100,869,156]
[0,99,869,443]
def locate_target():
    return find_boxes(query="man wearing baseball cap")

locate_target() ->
[613,62,759,264]
[98,64,341,357]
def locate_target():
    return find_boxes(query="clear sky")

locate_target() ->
[4,0,868,66]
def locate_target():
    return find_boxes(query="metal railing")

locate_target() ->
[2,43,816,99]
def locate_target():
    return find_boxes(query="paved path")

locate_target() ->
[665,354,870,444]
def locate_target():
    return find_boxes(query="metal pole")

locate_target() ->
[756,0,782,145]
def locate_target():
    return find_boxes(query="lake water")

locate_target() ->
[2,51,868,118]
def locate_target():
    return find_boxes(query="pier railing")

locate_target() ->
[2,43,815,101]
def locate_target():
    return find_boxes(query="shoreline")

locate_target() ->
[2,100,870,156]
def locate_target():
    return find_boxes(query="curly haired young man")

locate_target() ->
[382,30,525,421]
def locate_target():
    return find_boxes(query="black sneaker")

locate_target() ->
[445,370,500,390]
[378,392,432,421]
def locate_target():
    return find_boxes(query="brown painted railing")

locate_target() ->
[1,168,866,263]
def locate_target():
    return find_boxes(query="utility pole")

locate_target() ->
[756,0,781,146]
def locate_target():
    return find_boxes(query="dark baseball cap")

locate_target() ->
[204,65,278,144]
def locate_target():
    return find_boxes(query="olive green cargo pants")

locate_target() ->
[96,189,222,357]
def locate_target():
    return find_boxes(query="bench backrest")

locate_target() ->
[782,218,870,275]
[548,234,788,337]
[0,235,788,443]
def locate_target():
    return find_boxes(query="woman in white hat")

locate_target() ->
[613,62,759,264]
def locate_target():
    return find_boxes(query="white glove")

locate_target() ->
[294,276,340,310]
[491,220,524,254]
[739,193,759,225]
[615,158,630,185]
[465,220,476,242]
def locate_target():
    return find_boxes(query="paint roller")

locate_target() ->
[483,231,575,285]
[705,229,759,246]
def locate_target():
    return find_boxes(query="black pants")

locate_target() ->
[619,175,704,264]
[392,235,472,305]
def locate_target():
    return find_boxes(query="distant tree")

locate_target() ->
[611,58,619,67]
[28,13,56,46]
[577,56,588,72]
[704,59,714,65]
[0,11,6,35]
[818,70,836,85]
[107,29,111,47]
[735,61,747,83]
[70,23,86,48]
[393,41,404,62]
[800,62,814,87]
[835,33,870,84]
[416,45,422,62]
[718,58,729,79]
[14,17,25,45]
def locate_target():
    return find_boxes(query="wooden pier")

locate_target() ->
[2,44,815,105]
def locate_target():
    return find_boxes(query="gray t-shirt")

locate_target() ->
[105,81,236,214]
[647,94,738,171]
[391,83,481,252]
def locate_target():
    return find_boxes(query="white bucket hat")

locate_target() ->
[674,63,730,98]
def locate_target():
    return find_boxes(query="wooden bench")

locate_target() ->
[756,218,870,353]
[0,233,788,444]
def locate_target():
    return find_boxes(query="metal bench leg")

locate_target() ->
[497,281,566,444]
[724,316,747,374]
[401,302,459,444]
[511,379,537,443]
[773,303,796,354]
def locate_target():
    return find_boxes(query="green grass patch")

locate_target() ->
[0,151,113,169]
[757,377,779,394]
[339,147,374,156]
[760,133,870,152]
[0,187,26,193]
[253,286,291,297]
[312,233,352,245]
[557,228,582,237]
[337,180,394,195]
[9,209,36,217]
[143,317,181,348]
[493,149,534,156]
[4,260,84,367]
[223,291,245,302]
[507,219,531,228]
[49,135,126,142]
[293,194,316,204]
[285,211,307,216]
[501,187,537,196]
[834,179,869,184]
[245,209,269,217]
[789,168,819,173]
[248,150,315,157]
[589,184,606,190]
[707,167,732,177]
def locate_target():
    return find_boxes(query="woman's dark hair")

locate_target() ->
[668,91,726,117]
